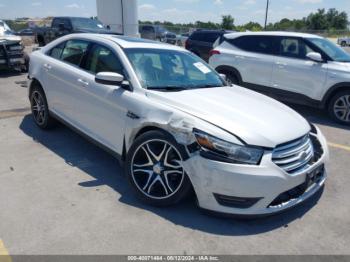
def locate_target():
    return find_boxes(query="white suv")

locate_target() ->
[209,32,350,125]
[28,34,328,216]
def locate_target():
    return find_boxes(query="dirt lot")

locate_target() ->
[0,68,349,255]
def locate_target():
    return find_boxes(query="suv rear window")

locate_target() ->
[191,31,222,43]
[228,35,278,55]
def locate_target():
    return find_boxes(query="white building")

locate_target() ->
[96,0,139,37]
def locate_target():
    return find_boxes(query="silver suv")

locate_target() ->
[210,32,350,125]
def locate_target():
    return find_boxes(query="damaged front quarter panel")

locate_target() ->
[125,104,198,152]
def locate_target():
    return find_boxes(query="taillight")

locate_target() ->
[209,49,220,57]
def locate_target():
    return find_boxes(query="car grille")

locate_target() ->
[272,134,315,175]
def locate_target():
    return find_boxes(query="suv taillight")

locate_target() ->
[209,49,220,57]
[185,39,189,49]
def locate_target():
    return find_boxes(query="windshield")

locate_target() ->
[0,21,15,36]
[125,48,225,90]
[308,38,350,62]
[70,18,105,30]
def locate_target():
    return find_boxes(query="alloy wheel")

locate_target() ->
[131,139,185,200]
[31,91,46,125]
[333,95,350,123]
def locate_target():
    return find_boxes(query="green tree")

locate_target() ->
[221,15,235,30]
[306,9,328,30]
[326,8,348,30]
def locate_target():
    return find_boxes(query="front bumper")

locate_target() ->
[183,128,329,216]
[0,43,25,70]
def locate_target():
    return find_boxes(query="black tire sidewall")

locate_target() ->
[125,130,192,206]
[219,70,239,86]
[328,90,350,125]
[30,86,51,129]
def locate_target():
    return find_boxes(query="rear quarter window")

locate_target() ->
[228,35,279,55]
[191,32,221,43]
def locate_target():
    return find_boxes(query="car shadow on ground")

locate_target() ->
[288,103,350,131]
[19,114,324,236]
[0,70,24,78]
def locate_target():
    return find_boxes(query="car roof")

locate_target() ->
[193,29,233,34]
[224,31,323,39]
[69,33,186,51]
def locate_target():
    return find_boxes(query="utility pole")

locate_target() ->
[264,0,270,30]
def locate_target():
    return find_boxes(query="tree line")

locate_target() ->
[140,8,349,32]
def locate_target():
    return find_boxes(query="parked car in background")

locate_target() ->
[185,29,233,62]
[210,32,350,125]
[0,20,28,72]
[35,17,119,46]
[28,33,329,216]
[140,25,177,44]
[176,32,190,47]
[337,36,350,47]
[17,28,35,36]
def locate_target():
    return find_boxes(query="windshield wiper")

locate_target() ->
[193,84,222,89]
[147,86,190,91]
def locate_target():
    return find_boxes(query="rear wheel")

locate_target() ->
[30,85,55,129]
[341,41,347,47]
[125,130,192,206]
[328,90,350,125]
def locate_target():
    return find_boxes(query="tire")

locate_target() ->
[328,90,350,125]
[30,84,56,129]
[218,70,239,86]
[341,41,347,47]
[37,36,45,47]
[125,130,192,206]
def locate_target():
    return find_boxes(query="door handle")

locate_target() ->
[43,63,52,71]
[77,78,89,87]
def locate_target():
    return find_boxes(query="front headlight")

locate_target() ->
[193,129,264,165]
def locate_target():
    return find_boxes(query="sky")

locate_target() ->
[0,0,349,25]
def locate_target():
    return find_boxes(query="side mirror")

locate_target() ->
[306,52,323,63]
[95,72,124,86]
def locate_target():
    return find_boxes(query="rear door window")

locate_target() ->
[61,40,89,67]
[229,35,278,55]
[48,42,66,59]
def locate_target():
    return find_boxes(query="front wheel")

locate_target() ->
[125,130,192,206]
[328,90,350,125]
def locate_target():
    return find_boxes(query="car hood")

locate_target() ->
[146,86,310,148]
